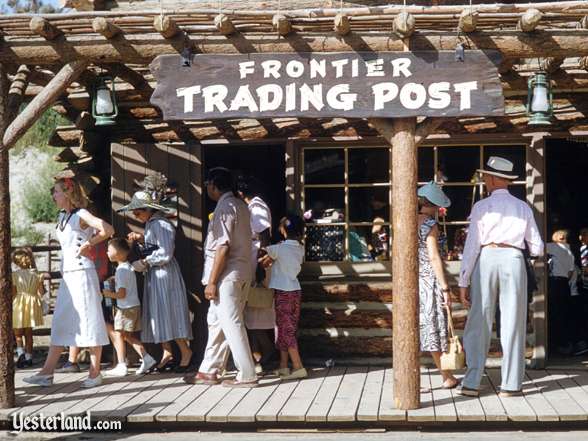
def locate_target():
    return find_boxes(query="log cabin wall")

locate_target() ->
[110,137,543,366]
[111,142,209,360]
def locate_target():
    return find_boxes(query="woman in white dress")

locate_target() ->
[24,177,113,388]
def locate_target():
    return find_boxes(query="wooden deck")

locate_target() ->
[2,367,588,429]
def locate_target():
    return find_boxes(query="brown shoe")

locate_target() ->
[222,378,259,388]
[183,371,220,385]
[456,386,479,397]
[498,389,522,398]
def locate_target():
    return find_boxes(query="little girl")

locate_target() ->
[12,247,45,369]
[262,215,306,380]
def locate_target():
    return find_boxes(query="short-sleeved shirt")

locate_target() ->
[115,262,140,309]
[202,192,253,285]
[248,196,272,274]
[266,240,304,292]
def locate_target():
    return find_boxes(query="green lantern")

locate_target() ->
[92,75,118,126]
[526,71,553,126]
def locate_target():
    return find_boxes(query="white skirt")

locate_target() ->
[51,269,109,347]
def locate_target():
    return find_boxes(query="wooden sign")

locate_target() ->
[150,51,504,120]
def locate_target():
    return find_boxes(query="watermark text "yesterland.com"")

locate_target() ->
[12,411,122,432]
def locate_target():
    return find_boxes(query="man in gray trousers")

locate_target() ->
[457,156,544,397]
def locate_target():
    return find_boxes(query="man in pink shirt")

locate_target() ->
[457,157,544,398]
[184,167,258,388]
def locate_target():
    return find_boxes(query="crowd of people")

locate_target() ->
[19,168,306,389]
[13,155,587,398]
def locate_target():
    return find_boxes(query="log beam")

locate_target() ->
[0,63,15,408]
[334,14,351,36]
[458,9,478,33]
[518,8,543,32]
[393,12,415,38]
[153,15,182,39]
[272,14,292,36]
[7,65,31,120]
[29,17,63,40]
[538,57,564,74]
[2,31,588,64]
[92,17,121,39]
[215,14,236,36]
[3,60,89,150]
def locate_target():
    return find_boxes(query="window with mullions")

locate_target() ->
[418,144,527,261]
[302,146,391,262]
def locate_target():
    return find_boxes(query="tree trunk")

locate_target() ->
[0,63,15,408]
[391,117,420,410]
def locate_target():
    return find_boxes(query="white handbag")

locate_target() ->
[440,304,465,371]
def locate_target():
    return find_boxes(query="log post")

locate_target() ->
[7,65,31,121]
[29,17,62,40]
[153,15,182,39]
[3,60,89,150]
[272,14,292,36]
[518,8,543,32]
[538,57,564,74]
[0,63,15,408]
[458,9,478,33]
[390,117,420,410]
[92,17,121,39]
[334,14,351,36]
[215,14,236,36]
[393,12,416,38]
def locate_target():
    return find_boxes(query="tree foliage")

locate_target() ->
[1,0,58,13]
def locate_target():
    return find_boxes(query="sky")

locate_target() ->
[0,0,63,12]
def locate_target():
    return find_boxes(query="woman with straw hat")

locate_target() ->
[119,177,193,373]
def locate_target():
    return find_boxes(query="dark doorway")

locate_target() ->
[203,144,287,241]
[545,139,588,358]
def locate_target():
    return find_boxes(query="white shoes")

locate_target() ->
[281,368,308,380]
[274,367,290,377]
[103,363,128,377]
[136,354,157,375]
[81,374,103,388]
[23,373,53,387]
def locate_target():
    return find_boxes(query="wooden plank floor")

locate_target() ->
[4,367,588,426]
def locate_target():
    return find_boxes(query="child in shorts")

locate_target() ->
[102,238,156,376]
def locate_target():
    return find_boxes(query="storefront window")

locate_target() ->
[420,144,527,261]
[302,146,391,262]
[303,144,527,263]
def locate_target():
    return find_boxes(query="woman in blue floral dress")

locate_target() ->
[417,182,459,389]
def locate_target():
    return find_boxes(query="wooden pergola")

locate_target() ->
[2,0,588,411]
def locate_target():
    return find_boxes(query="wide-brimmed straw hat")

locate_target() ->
[476,156,518,180]
[417,181,451,208]
[117,190,170,213]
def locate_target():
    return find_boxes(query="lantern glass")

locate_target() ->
[96,88,114,115]
[531,85,549,113]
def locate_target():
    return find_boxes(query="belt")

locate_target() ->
[483,243,520,249]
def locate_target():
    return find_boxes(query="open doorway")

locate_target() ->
[203,144,287,241]
[545,139,588,359]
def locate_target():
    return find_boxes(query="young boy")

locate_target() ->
[102,238,156,376]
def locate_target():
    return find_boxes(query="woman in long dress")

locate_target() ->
[417,182,459,389]
[120,190,193,372]
[24,177,112,388]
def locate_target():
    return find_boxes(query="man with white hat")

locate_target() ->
[457,156,544,398]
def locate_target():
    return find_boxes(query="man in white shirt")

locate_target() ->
[457,157,544,398]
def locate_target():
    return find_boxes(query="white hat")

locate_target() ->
[476,156,518,180]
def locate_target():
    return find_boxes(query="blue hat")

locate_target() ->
[417,182,451,208]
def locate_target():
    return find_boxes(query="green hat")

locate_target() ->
[417,182,451,208]
[117,190,170,213]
